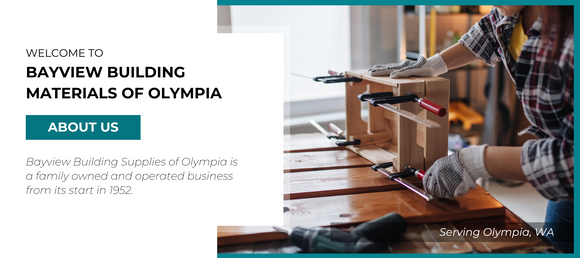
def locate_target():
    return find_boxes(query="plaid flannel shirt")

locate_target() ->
[459,8,574,201]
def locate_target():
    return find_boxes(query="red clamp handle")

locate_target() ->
[415,170,426,180]
[417,98,447,117]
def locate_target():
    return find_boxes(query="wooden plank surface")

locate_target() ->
[346,69,419,87]
[285,186,504,227]
[348,132,392,146]
[284,150,373,172]
[394,80,425,171]
[218,226,284,247]
[347,144,397,165]
[218,186,505,246]
[284,167,423,200]
[284,133,344,153]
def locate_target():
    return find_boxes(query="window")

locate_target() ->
[220,6,399,133]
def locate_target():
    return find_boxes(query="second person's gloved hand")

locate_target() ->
[423,145,490,199]
[368,53,448,78]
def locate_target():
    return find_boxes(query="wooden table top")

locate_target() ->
[217,134,555,253]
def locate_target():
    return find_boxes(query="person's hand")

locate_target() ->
[423,145,490,199]
[368,54,448,78]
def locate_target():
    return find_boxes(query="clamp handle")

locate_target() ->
[336,139,361,146]
[414,169,426,180]
[401,165,426,180]
[358,92,394,101]
[313,75,363,84]
[416,98,447,117]
[371,162,393,171]
[403,93,447,117]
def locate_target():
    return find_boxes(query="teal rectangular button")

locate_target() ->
[26,115,140,140]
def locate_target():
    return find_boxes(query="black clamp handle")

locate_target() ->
[335,139,361,146]
[313,75,363,84]
[369,96,415,106]
[358,92,414,106]
[371,162,393,171]
[371,162,414,180]
[386,170,416,181]
[358,92,394,101]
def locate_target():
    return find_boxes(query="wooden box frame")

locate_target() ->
[343,70,450,172]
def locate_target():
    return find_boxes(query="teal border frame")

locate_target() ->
[217,2,578,256]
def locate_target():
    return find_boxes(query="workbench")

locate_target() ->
[217,133,557,253]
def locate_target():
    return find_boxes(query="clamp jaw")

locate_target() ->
[371,162,433,201]
[386,164,426,180]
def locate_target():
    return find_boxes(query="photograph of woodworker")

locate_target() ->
[370,6,573,252]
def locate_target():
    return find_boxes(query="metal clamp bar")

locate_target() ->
[373,164,434,201]
[371,162,394,171]
[359,91,446,119]
[375,102,441,128]
[309,120,359,146]
[358,93,441,128]
[328,123,345,138]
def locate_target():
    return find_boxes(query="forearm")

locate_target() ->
[439,43,480,70]
[483,146,526,181]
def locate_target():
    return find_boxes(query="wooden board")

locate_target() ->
[345,80,368,137]
[346,69,419,86]
[347,132,392,146]
[218,186,505,246]
[284,133,344,153]
[218,227,284,247]
[285,186,504,227]
[284,167,423,200]
[347,144,397,165]
[417,78,450,170]
[368,82,393,136]
[394,79,425,171]
[284,150,373,172]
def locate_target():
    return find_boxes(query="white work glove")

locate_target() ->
[368,54,448,78]
[423,145,490,199]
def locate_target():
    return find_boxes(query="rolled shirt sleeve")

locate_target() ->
[459,21,503,66]
[521,136,574,201]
